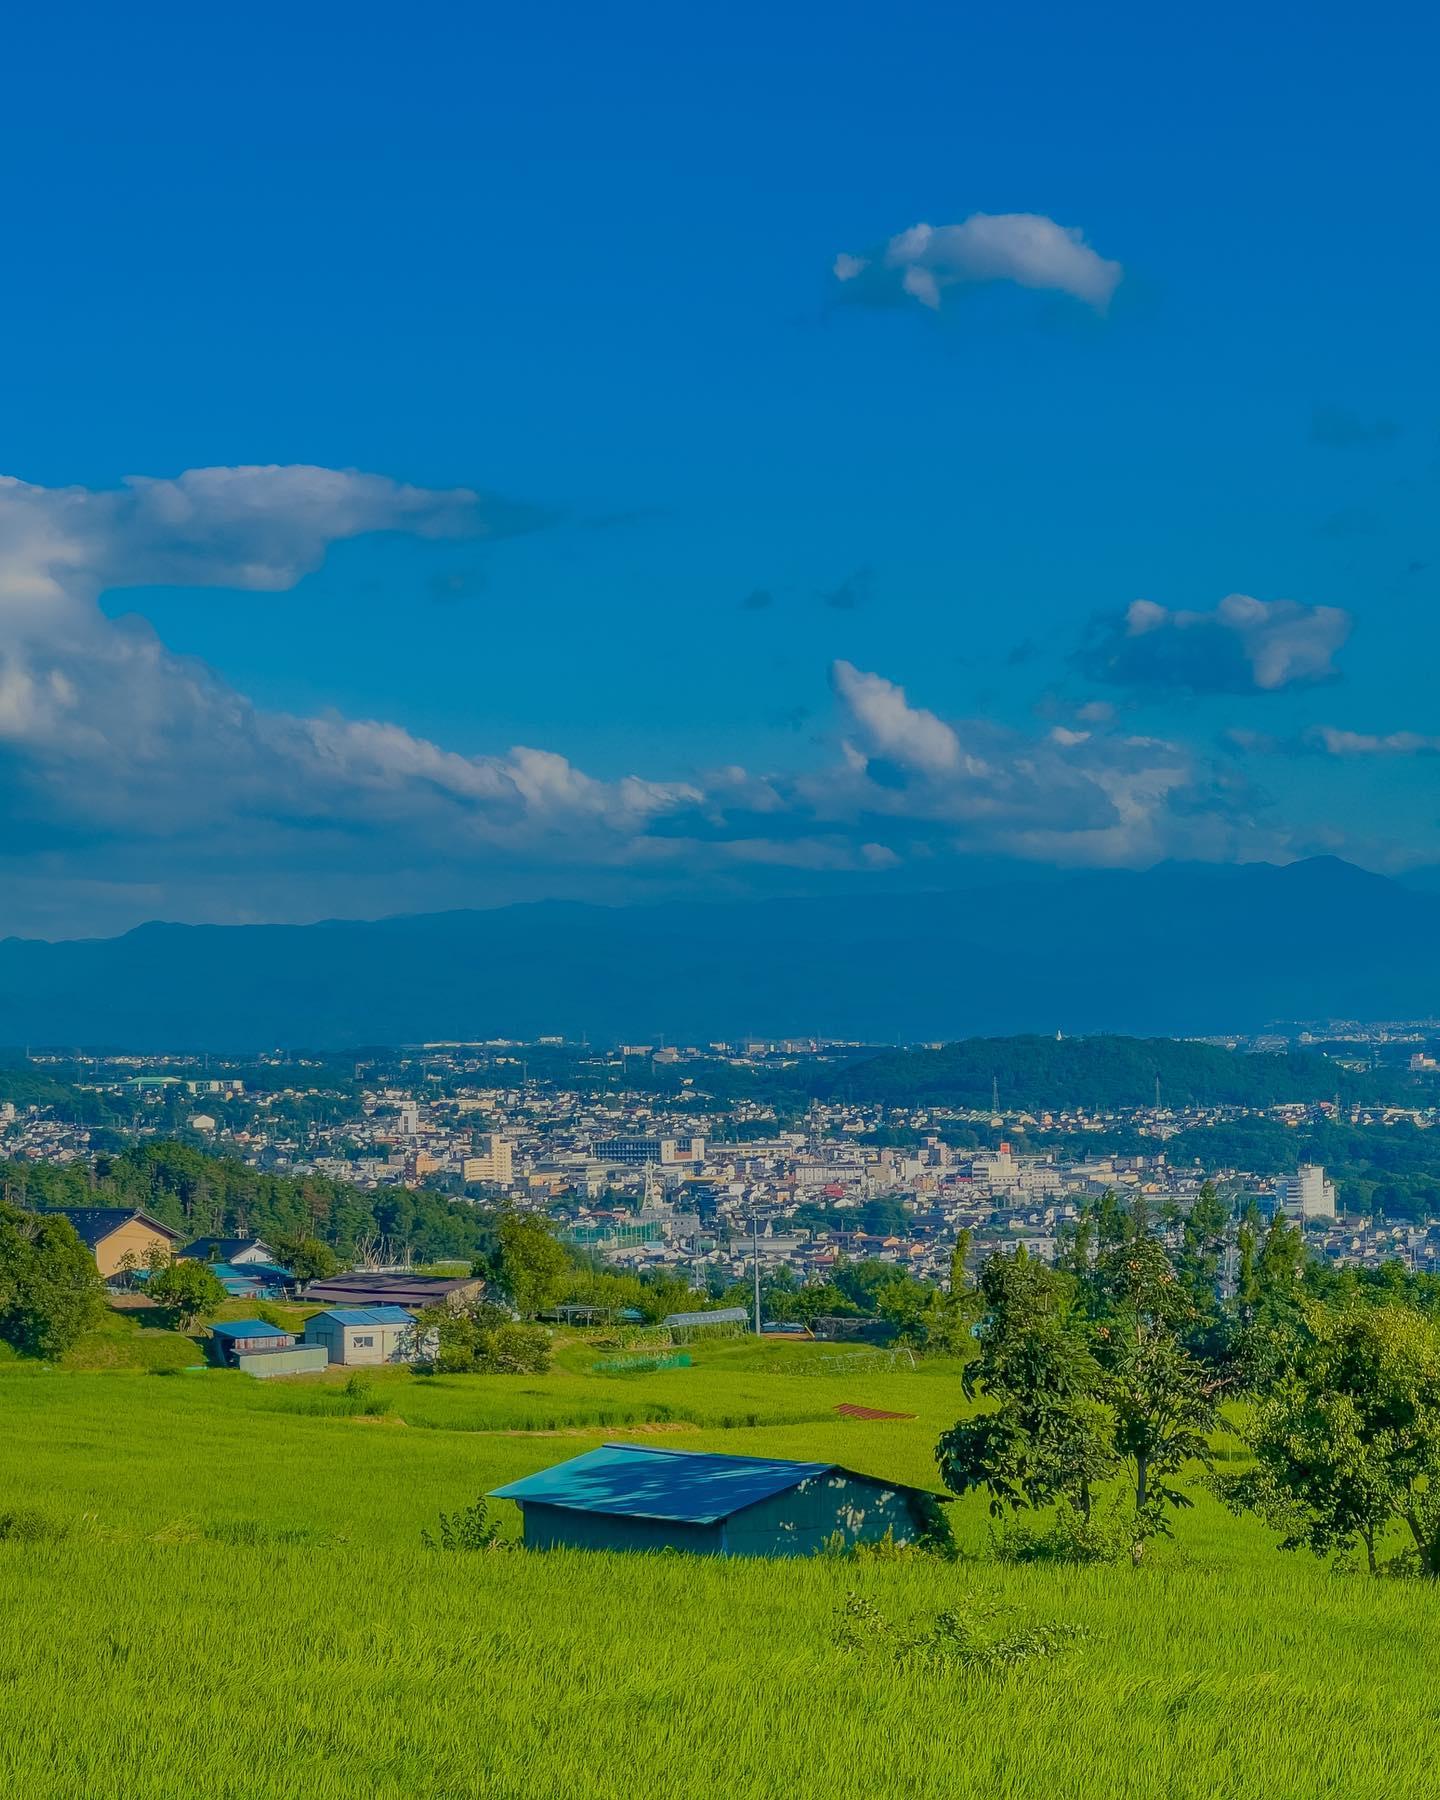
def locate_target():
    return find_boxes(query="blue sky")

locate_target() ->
[1,0,1437,936]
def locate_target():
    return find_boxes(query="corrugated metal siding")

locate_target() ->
[233,1345,330,1379]
[519,1503,724,1555]
[722,1474,922,1558]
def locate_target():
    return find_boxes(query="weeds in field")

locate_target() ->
[834,1591,1087,1671]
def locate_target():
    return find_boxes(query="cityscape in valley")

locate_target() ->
[8,1019,1440,1299]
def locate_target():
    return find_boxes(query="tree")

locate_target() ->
[1222,1303,1440,1577]
[147,1258,228,1328]
[1086,1205,1219,1558]
[266,1231,338,1284]
[937,1249,1117,1523]
[490,1211,569,1318]
[0,1201,103,1358]
[412,1301,552,1375]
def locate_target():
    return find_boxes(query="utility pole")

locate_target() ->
[752,1213,763,1336]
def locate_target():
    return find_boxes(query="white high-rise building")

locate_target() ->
[1278,1163,1336,1221]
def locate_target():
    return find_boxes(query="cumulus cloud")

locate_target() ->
[831,660,962,776]
[834,213,1122,312]
[0,467,1296,933]
[1075,594,1352,694]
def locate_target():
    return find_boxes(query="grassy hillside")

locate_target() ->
[0,1332,1436,1797]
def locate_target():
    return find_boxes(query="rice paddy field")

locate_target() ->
[1,1317,1437,1798]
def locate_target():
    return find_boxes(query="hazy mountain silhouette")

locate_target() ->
[1,857,1435,1051]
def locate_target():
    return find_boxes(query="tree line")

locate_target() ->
[942,1185,1440,1575]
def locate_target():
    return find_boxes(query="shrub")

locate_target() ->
[0,1506,70,1543]
[834,1592,1087,1672]
[342,1374,392,1416]
[988,1503,1127,1566]
[421,1496,511,1552]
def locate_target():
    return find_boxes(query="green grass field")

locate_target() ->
[0,1321,1435,1798]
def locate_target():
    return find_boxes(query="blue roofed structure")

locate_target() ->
[489,1443,945,1557]
[310,1306,415,1327]
[209,1319,289,1342]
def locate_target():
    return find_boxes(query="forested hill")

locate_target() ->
[0,1142,491,1263]
[818,1035,1397,1110]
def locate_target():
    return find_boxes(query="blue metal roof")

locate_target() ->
[490,1443,844,1523]
[312,1306,414,1326]
[662,1307,749,1328]
[209,1318,289,1340]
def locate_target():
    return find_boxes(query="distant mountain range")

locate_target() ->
[1,856,1437,1052]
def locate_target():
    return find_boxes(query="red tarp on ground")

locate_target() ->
[833,1403,916,1421]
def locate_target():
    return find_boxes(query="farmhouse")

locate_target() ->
[184,1236,275,1266]
[489,1442,946,1556]
[46,1207,183,1279]
[207,1318,329,1379]
[303,1306,420,1366]
[303,1272,485,1309]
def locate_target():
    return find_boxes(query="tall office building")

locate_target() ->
[1277,1163,1336,1221]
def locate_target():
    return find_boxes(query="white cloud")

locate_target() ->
[1312,726,1440,756]
[0,466,1298,933]
[831,660,963,775]
[1078,593,1352,693]
[834,212,1122,312]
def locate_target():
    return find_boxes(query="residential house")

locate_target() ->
[47,1208,184,1279]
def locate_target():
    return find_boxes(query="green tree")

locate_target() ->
[1223,1303,1440,1577]
[489,1211,569,1318]
[1086,1205,1218,1558]
[266,1231,338,1284]
[0,1201,103,1358]
[937,1249,1117,1523]
[148,1258,229,1328]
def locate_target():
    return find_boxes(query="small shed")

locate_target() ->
[303,1306,419,1366]
[489,1442,946,1557]
[207,1318,329,1379]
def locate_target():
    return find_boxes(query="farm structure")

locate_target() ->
[303,1306,422,1366]
[490,1442,946,1557]
[207,1319,328,1379]
[303,1272,485,1309]
[661,1307,749,1342]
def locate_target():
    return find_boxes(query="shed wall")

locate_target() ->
[234,1345,330,1379]
[519,1503,724,1555]
[722,1473,922,1558]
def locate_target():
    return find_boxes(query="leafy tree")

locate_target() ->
[413,1301,551,1374]
[265,1231,338,1284]
[0,1201,103,1358]
[1086,1203,1219,1558]
[485,1211,569,1318]
[1222,1303,1440,1577]
[938,1249,1117,1523]
[148,1258,229,1328]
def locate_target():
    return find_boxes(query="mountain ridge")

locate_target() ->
[1,857,1436,1050]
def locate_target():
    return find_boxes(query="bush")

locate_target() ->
[0,1506,70,1543]
[342,1374,392,1417]
[988,1503,1127,1566]
[834,1593,1087,1672]
[416,1303,552,1376]
[421,1496,511,1552]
